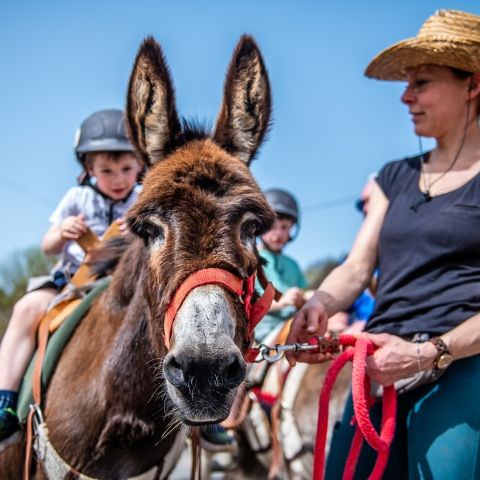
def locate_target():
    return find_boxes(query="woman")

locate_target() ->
[286,9,480,479]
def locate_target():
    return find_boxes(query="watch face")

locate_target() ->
[436,353,454,370]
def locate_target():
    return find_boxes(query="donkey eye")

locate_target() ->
[241,220,260,244]
[146,223,165,244]
[133,220,165,247]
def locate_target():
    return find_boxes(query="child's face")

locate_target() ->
[87,153,142,200]
[261,217,294,253]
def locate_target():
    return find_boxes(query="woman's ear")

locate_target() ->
[468,73,480,97]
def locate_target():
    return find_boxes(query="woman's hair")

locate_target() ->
[450,67,473,79]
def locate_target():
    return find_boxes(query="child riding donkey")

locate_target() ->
[0,109,143,439]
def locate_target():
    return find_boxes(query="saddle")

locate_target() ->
[17,224,121,423]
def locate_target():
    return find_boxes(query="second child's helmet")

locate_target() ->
[264,188,300,240]
[264,188,299,223]
[74,109,135,184]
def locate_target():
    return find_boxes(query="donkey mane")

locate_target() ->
[88,235,132,278]
[178,118,210,145]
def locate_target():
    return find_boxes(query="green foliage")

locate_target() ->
[0,248,56,336]
[305,256,343,290]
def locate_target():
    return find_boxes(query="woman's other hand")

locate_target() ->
[363,332,437,385]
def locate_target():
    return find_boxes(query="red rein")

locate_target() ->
[313,334,397,480]
[164,267,276,360]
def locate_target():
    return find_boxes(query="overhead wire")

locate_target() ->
[0,174,360,214]
[303,194,358,213]
[0,176,57,209]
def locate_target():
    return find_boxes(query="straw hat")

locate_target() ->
[365,9,480,80]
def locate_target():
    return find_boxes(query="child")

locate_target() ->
[254,188,309,342]
[0,109,143,440]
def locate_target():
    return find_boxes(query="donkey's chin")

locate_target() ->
[166,383,237,425]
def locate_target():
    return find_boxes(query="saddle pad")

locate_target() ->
[17,279,110,423]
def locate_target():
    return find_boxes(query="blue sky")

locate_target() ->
[2,1,479,272]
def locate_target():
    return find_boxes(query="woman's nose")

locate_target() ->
[401,85,414,105]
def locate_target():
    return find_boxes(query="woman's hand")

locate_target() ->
[363,332,437,386]
[285,291,330,366]
[60,214,88,240]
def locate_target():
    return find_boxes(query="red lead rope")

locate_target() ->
[313,335,397,480]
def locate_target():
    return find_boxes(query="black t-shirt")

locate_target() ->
[367,154,480,336]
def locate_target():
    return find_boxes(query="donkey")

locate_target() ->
[0,35,275,479]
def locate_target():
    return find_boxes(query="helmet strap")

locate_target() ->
[84,177,136,204]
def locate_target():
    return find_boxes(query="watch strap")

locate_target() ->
[428,337,451,370]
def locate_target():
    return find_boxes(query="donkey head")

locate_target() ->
[125,36,274,424]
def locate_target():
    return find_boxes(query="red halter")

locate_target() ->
[164,267,277,360]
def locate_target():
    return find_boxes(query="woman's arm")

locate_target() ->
[439,313,480,360]
[286,183,389,363]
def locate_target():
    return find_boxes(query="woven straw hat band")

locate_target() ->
[365,9,480,80]
[418,10,480,43]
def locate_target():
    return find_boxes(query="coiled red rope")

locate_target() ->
[313,335,397,480]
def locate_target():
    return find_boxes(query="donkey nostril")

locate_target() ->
[164,355,185,387]
[222,354,246,388]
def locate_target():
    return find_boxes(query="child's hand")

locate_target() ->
[116,217,129,235]
[280,287,306,309]
[60,214,88,240]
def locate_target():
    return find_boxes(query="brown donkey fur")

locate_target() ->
[0,35,275,479]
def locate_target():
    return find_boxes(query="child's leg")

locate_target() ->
[0,288,56,390]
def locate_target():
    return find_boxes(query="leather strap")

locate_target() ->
[24,223,122,480]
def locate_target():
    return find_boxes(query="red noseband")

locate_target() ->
[164,267,277,359]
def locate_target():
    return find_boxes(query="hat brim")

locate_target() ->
[365,37,480,80]
[76,139,135,155]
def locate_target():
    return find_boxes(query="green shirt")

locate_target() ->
[254,249,307,342]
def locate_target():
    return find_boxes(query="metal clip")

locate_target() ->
[30,403,44,426]
[256,334,342,364]
[257,344,292,363]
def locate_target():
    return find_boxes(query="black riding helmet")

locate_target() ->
[264,188,300,240]
[74,109,135,184]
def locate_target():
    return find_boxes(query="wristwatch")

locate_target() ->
[428,337,454,370]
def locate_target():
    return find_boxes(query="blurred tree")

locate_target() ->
[304,256,343,290]
[0,248,56,336]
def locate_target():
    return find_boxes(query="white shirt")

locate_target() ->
[49,184,141,274]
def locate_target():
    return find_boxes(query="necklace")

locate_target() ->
[419,144,462,202]
[418,103,471,202]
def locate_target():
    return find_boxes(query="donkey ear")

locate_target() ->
[126,37,181,166]
[213,35,272,165]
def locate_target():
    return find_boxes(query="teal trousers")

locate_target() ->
[325,355,480,479]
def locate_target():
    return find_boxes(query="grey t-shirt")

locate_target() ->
[49,185,141,275]
[367,154,480,337]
